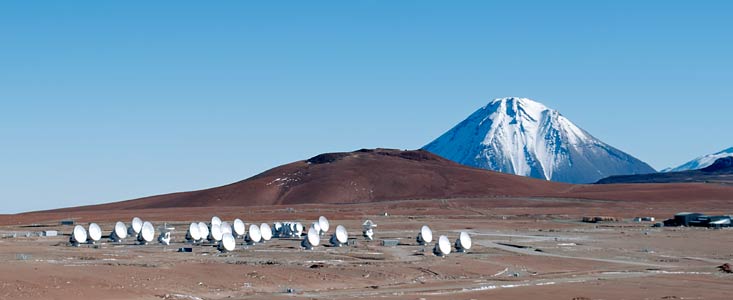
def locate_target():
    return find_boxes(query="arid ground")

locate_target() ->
[2,196,732,300]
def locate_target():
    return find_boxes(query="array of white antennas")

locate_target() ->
[274,222,304,238]
[245,224,262,245]
[362,219,377,240]
[413,224,471,257]
[110,221,128,242]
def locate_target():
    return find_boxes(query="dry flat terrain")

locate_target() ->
[2,197,733,300]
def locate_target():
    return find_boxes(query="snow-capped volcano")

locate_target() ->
[423,97,656,183]
[663,147,733,172]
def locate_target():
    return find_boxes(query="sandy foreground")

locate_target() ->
[1,197,732,300]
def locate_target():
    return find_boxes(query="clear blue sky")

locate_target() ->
[2,1,731,213]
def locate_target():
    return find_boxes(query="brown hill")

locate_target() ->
[44,148,733,213]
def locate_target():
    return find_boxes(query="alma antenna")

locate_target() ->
[318,216,330,236]
[69,225,87,247]
[329,225,348,247]
[218,232,236,253]
[301,224,320,250]
[455,231,472,253]
[210,216,222,227]
[245,224,261,245]
[433,235,452,257]
[220,221,232,235]
[128,217,143,236]
[197,222,209,241]
[110,221,128,242]
[137,221,155,245]
[272,222,283,238]
[87,223,102,244]
[233,219,246,238]
[186,222,202,243]
[209,223,223,242]
[362,220,377,240]
[294,222,304,236]
[260,223,272,242]
[416,225,433,245]
[158,223,174,245]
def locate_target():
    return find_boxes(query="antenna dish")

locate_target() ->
[110,221,128,242]
[273,222,283,237]
[455,231,472,252]
[260,223,272,241]
[362,220,376,240]
[417,225,433,245]
[70,225,87,246]
[294,222,304,236]
[138,221,155,244]
[88,223,102,243]
[302,225,320,250]
[197,222,209,240]
[245,224,261,245]
[318,216,330,235]
[218,232,236,252]
[330,225,348,247]
[220,221,232,235]
[158,231,171,245]
[186,222,201,242]
[209,223,223,242]
[434,235,451,257]
[129,217,143,235]
[233,219,246,237]
[311,222,321,236]
[211,216,222,227]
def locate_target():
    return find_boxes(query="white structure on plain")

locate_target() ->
[329,225,348,247]
[209,223,223,243]
[416,225,433,245]
[210,216,222,227]
[362,220,377,241]
[220,221,233,236]
[197,222,209,242]
[301,224,320,250]
[260,223,273,242]
[433,235,451,257]
[128,217,143,236]
[137,221,155,245]
[157,223,174,245]
[69,225,87,247]
[272,222,283,237]
[218,232,236,253]
[233,219,246,238]
[318,216,330,236]
[186,222,202,243]
[454,231,472,253]
[87,223,102,244]
[245,224,262,245]
[110,221,128,242]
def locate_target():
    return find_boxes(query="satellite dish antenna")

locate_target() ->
[318,216,330,235]
[197,222,209,241]
[88,223,102,244]
[128,217,143,235]
[362,220,376,240]
[245,224,261,245]
[433,235,451,257]
[218,232,236,253]
[220,221,232,235]
[211,216,222,227]
[273,222,283,238]
[157,223,174,245]
[260,223,272,242]
[138,221,155,245]
[186,222,201,243]
[69,225,87,247]
[233,219,246,238]
[110,221,128,242]
[209,223,223,242]
[311,222,321,237]
[301,224,320,250]
[294,222,304,236]
[455,231,472,253]
[416,225,433,245]
[330,225,348,247]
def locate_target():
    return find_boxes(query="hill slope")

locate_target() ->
[663,147,733,172]
[423,97,655,184]
[597,157,733,184]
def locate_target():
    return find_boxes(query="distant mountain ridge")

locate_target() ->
[597,157,733,184]
[663,147,733,172]
[423,97,656,183]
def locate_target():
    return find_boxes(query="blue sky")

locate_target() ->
[1,1,731,213]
